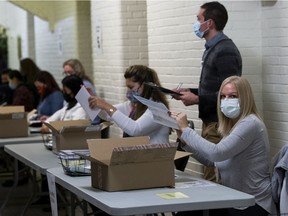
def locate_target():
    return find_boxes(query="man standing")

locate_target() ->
[175,1,242,182]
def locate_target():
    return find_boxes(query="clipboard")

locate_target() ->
[144,82,182,96]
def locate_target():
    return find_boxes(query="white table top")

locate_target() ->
[48,167,255,215]
[4,143,60,174]
[0,134,43,147]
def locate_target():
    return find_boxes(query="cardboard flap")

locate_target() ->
[110,143,178,165]
[60,121,112,133]
[27,109,37,120]
[87,136,150,163]
[60,125,91,133]
[43,119,91,134]
[43,122,59,134]
[0,106,25,113]
[174,150,192,160]
[0,106,26,120]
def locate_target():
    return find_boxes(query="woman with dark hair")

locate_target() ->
[20,58,41,108]
[40,75,88,133]
[8,69,35,112]
[88,65,170,144]
[0,68,14,105]
[34,71,64,121]
[20,58,41,84]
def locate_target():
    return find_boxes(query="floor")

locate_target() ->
[0,149,173,216]
[0,153,85,216]
[0,174,71,216]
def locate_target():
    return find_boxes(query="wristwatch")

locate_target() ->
[109,107,116,115]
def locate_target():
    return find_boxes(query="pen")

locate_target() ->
[171,82,183,99]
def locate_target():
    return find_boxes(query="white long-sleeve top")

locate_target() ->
[98,100,170,144]
[181,114,276,214]
[46,102,89,122]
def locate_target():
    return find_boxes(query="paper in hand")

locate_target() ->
[134,95,180,129]
[75,86,101,121]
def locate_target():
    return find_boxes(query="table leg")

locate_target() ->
[203,210,209,216]
[0,158,19,214]
[20,169,38,216]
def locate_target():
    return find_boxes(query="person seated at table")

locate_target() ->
[171,76,276,216]
[63,58,101,125]
[34,71,64,121]
[63,58,96,96]
[8,69,36,111]
[88,65,171,144]
[19,57,41,109]
[0,68,14,105]
[40,75,89,133]
[36,75,89,208]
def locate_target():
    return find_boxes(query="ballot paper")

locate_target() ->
[134,95,180,129]
[75,86,101,121]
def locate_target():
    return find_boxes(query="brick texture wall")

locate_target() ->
[261,1,288,156]
[3,0,288,176]
[91,0,148,137]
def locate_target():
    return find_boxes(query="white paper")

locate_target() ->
[75,86,101,121]
[47,172,58,216]
[134,95,180,129]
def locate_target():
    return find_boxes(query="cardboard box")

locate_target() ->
[85,136,191,192]
[43,120,110,154]
[0,106,28,138]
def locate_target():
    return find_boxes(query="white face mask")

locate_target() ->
[221,98,240,119]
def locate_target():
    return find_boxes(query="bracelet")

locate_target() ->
[109,107,116,116]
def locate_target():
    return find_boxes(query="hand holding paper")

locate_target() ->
[134,95,180,129]
[75,86,101,121]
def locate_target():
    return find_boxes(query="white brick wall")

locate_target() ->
[34,1,93,86]
[0,1,28,69]
[261,1,288,157]
[2,0,288,176]
[147,0,263,176]
[91,0,148,137]
[34,15,76,83]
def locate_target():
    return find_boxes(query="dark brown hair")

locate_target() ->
[124,65,169,120]
[201,1,228,31]
[20,58,41,84]
[35,71,61,99]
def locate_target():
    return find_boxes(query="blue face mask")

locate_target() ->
[193,20,209,38]
[9,82,17,90]
[126,88,140,104]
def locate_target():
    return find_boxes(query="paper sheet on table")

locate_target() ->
[75,86,101,121]
[134,95,179,129]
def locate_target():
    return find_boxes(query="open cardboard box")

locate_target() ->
[43,120,111,154]
[83,136,191,192]
[0,106,28,138]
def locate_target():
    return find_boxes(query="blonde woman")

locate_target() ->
[172,76,276,216]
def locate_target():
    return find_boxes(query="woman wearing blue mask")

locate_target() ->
[88,65,170,144]
[171,76,276,216]
[8,69,35,112]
